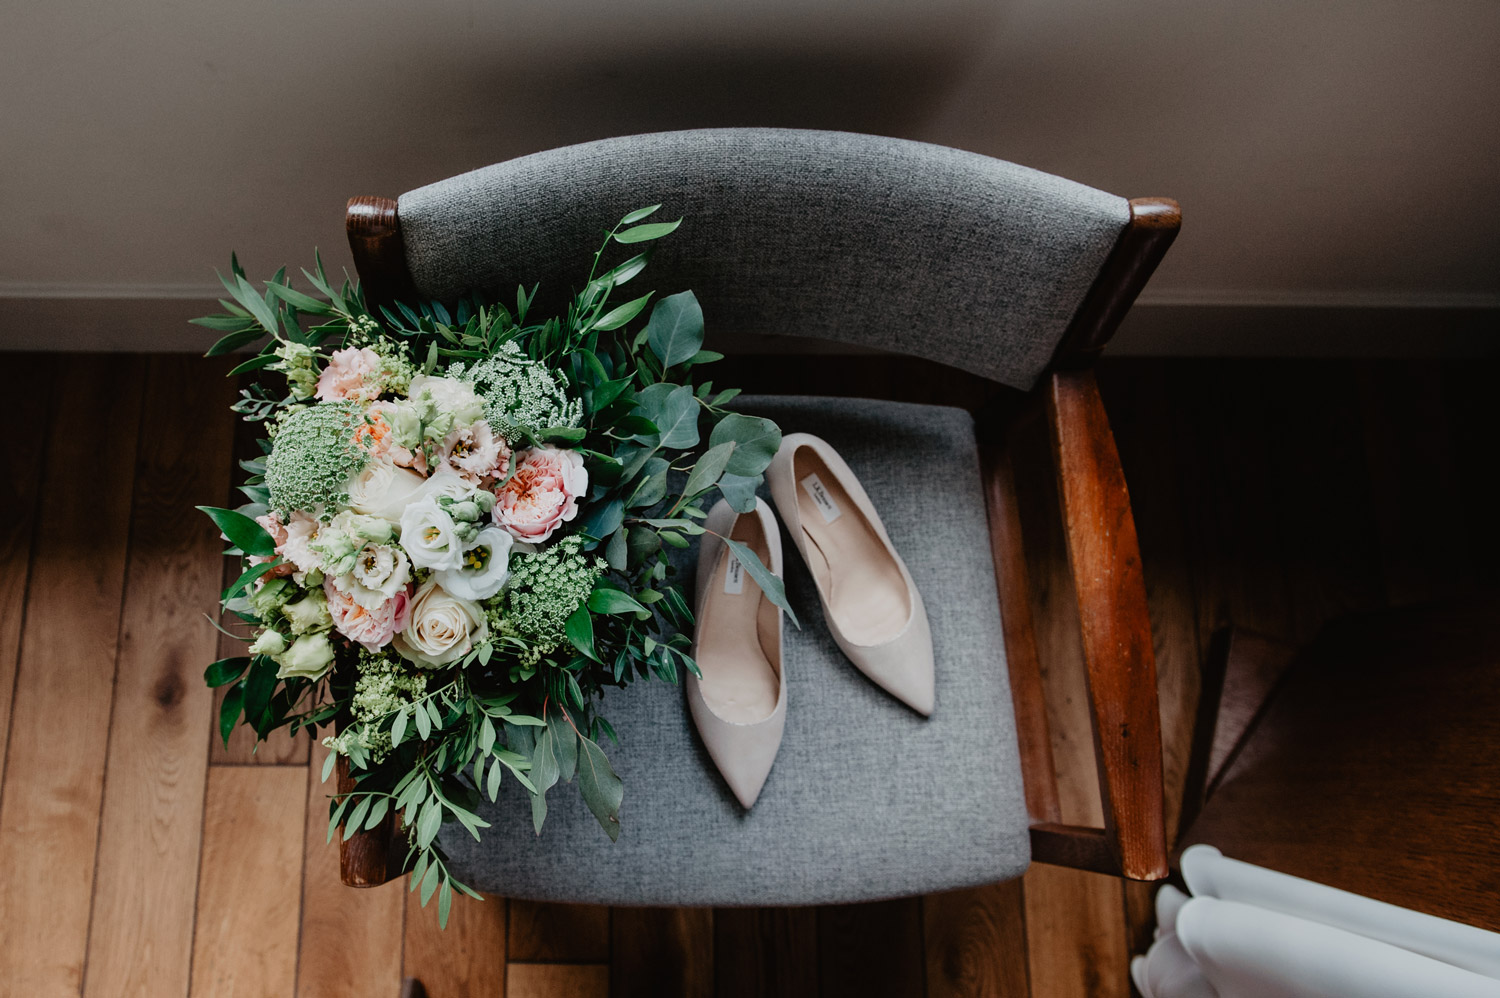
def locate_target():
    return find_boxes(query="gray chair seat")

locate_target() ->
[441,395,1030,906]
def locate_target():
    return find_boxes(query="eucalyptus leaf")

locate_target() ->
[635,383,699,449]
[722,537,799,627]
[682,441,735,498]
[717,472,763,513]
[644,291,704,368]
[605,527,628,570]
[577,735,624,841]
[709,414,782,477]
[577,498,624,542]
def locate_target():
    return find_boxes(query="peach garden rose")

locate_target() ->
[492,445,588,543]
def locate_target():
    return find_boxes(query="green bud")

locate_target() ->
[448,500,481,523]
[274,632,336,681]
[249,628,289,657]
[471,489,496,514]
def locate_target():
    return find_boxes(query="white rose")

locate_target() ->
[392,579,488,668]
[348,459,428,522]
[435,526,513,601]
[399,496,462,571]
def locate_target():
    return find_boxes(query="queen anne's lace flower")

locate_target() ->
[264,401,370,517]
[452,343,583,438]
[501,535,604,647]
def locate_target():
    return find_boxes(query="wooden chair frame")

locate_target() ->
[337,193,1180,888]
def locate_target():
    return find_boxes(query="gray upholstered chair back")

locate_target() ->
[397,128,1131,390]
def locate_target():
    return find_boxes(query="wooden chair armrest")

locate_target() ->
[337,754,400,887]
[1042,369,1168,880]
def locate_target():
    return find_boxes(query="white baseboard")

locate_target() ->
[0,295,1495,357]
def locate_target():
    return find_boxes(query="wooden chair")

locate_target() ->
[337,129,1178,897]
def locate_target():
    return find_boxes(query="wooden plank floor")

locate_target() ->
[0,353,1485,997]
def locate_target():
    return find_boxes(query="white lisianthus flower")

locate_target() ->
[435,525,513,601]
[347,458,427,523]
[335,540,411,610]
[274,631,336,680]
[399,496,462,571]
[392,579,488,668]
[409,375,485,437]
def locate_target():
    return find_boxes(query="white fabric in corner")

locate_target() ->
[1134,847,1500,998]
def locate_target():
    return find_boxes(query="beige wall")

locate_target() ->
[2,0,1496,349]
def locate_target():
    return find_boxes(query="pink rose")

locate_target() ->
[492,446,588,543]
[315,346,382,402]
[253,512,296,578]
[439,421,510,484]
[325,578,413,651]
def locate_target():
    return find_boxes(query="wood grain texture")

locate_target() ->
[0,355,145,993]
[403,889,507,997]
[212,399,307,764]
[612,907,713,998]
[0,358,52,791]
[924,881,1030,998]
[506,963,608,998]
[83,356,237,996]
[1008,406,1099,828]
[1046,370,1166,881]
[1051,197,1181,369]
[347,195,418,312]
[1183,598,1500,932]
[817,898,926,998]
[1022,865,1128,998]
[979,431,1061,824]
[713,907,818,998]
[507,901,610,962]
[296,738,406,998]
[190,766,307,997]
[338,751,397,887]
[1093,363,1202,842]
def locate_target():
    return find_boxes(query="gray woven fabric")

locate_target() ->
[398,129,1129,389]
[440,396,1030,905]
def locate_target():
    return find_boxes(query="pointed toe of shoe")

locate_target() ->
[723,755,777,809]
[849,636,935,716]
[686,680,787,810]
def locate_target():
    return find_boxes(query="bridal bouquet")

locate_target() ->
[194,207,791,925]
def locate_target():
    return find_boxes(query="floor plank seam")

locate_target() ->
[76,373,147,997]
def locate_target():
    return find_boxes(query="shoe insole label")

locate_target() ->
[800,472,843,524]
[723,551,745,594]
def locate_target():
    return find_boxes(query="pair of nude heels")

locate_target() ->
[685,433,936,809]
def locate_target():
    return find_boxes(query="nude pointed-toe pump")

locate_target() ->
[686,498,787,809]
[766,434,934,716]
